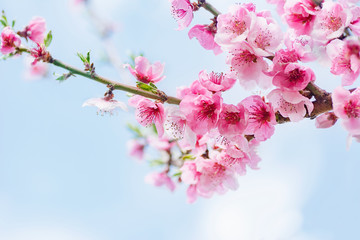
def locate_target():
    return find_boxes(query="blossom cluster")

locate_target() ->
[1,0,360,202]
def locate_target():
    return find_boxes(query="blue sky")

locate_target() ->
[1,0,360,239]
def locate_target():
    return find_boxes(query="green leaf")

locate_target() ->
[136,82,153,91]
[77,52,86,63]
[149,82,157,89]
[149,159,165,167]
[86,51,90,63]
[127,123,143,137]
[182,154,195,161]
[0,19,7,27]
[173,172,182,177]
[11,20,15,28]
[54,72,74,82]
[44,30,52,48]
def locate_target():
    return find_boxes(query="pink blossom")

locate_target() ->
[170,0,193,30]
[315,112,338,128]
[23,57,48,80]
[127,139,145,161]
[349,6,360,36]
[283,0,319,35]
[269,49,299,75]
[82,97,128,115]
[188,24,222,55]
[284,31,317,62]
[181,157,238,202]
[1,26,21,55]
[267,89,314,122]
[272,63,315,91]
[216,152,247,176]
[30,43,51,65]
[179,92,222,135]
[147,135,174,151]
[247,13,283,56]
[198,70,236,92]
[124,56,165,84]
[267,0,286,15]
[19,17,46,43]
[128,95,165,137]
[312,1,351,43]
[227,42,271,89]
[217,103,248,137]
[332,87,360,135]
[241,95,276,141]
[326,38,360,86]
[214,4,253,48]
[176,80,211,99]
[145,172,176,192]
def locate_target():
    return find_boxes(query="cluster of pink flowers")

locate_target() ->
[2,0,360,202]
[123,0,360,202]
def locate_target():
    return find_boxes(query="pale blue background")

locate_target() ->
[1,0,360,239]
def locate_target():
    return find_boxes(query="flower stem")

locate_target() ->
[51,59,181,105]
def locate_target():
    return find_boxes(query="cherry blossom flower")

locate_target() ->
[227,42,271,89]
[179,92,222,135]
[312,1,351,43]
[127,139,146,161]
[217,103,248,137]
[188,24,222,55]
[82,97,127,115]
[19,17,46,43]
[315,112,338,128]
[283,0,319,35]
[128,95,165,137]
[170,0,193,30]
[30,43,52,65]
[332,86,360,135]
[124,56,165,84]
[241,95,276,141]
[272,63,315,91]
[284,32,317,63]
[327,38,360,86]
[214,4,253,48]
[1,26,21,55]
[23,57,48,80]
[181,157,238,202]
[267,89,314,122]
[145,172,176,192]
[198,70,235,92]
[247,13,283,56]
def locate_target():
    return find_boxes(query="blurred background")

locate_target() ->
[1,0,360,239]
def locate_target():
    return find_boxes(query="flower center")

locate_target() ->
[344,100,360,118]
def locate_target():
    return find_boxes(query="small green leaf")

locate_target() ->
[0,19,7,27]
[149,159,165,167]
[173,172,182,177]
[149,82,157,89]
[44,30,52,48]
[77,52,86,63]
[11,20,15,28]
[136,82,153,91]
[86,51,90,63]
[182,154,196,161]
[54,72,74,82]
[127,123,143,137]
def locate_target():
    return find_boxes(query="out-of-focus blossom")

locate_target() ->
[145,172,176,192]
[1,26,21,55]
[82,97,127,115]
